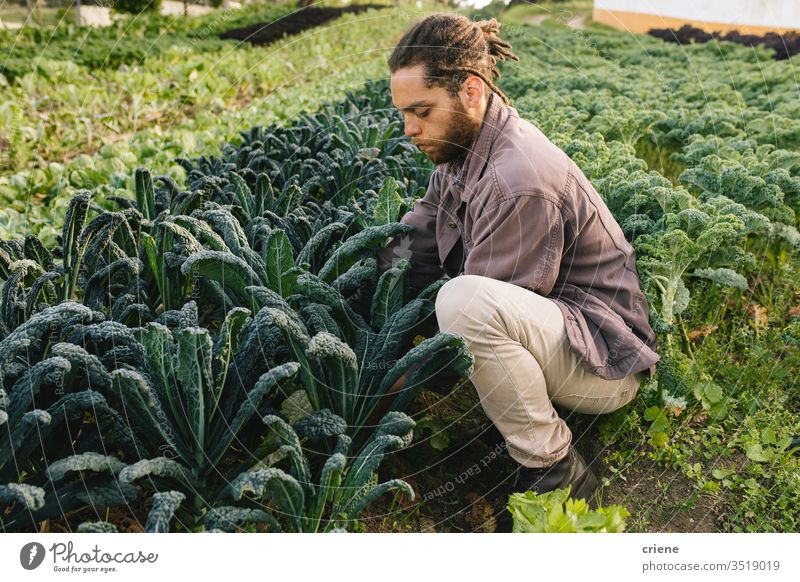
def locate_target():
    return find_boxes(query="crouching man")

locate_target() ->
[376,13,660,530]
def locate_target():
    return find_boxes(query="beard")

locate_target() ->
[421,97,483,166]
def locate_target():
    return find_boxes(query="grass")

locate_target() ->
[591,235,800,532]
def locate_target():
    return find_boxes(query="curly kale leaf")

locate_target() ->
[204,506,281,533]
[46,453,126,483]
[119,457,196,492]
[77,521,119,533]
[0,483,46,511]
[294,409,347,442]
[145,491,186,533]
[226,468,305,532]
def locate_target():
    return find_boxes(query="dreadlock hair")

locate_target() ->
[388,13,519,105]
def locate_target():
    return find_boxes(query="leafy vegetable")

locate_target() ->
[507,485,630,533]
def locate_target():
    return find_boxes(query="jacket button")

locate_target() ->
[448,221,457,229]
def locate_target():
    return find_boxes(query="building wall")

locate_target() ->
[593,0,800,34]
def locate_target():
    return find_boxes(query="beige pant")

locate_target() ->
[435,275,642,468]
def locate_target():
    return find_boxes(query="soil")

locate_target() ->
[648,24,800,61]
[44,495,150,533]
[362,381,734,533]
[525,14,586,29]
[218,5,387,47]
[585,436,735,533]
[357,383,519,533]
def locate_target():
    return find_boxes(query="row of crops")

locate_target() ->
[0,2,399,245]
[1,2,799,532]
[501,22,800,403]
[0,3,294,82]
[494,19,800,530]
[0,80,488,532]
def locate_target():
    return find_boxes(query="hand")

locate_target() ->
[389,373,408,395]
[346,287,366,311]
[366,373,408,427]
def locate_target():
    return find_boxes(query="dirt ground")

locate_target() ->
[360,381,730,533]
[526,14,587,29]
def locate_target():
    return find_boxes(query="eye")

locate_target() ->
[416,109,430,118]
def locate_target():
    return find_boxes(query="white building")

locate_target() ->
[593,0,800,34]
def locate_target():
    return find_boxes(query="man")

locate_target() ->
[376,13,660,526]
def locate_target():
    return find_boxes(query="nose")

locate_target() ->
[403,114,420,138]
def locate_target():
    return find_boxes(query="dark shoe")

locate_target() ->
[515,447,598,501]
[494,447,599,533]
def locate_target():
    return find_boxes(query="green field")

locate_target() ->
[0,0,798,533]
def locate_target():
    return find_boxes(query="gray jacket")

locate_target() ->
[377,92,660,381]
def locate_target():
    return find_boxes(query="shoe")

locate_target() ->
[494,447,599,533]
[514,447,598,501]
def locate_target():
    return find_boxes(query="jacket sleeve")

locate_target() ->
[376,169,446,294]
[464,194,564,295]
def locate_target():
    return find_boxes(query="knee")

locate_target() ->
[435,275,493,332]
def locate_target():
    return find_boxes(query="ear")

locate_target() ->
[461,74,486,110]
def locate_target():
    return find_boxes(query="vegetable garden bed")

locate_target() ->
[493,18,800,533]
[0,5,410,245]
[1,5,799,534]
[0,4,295,81]
[219,4,388,46]
[0,81,477,533]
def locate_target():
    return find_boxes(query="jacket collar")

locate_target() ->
[442,91,509,199]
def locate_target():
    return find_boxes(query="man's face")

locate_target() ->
[391,64,484,165]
